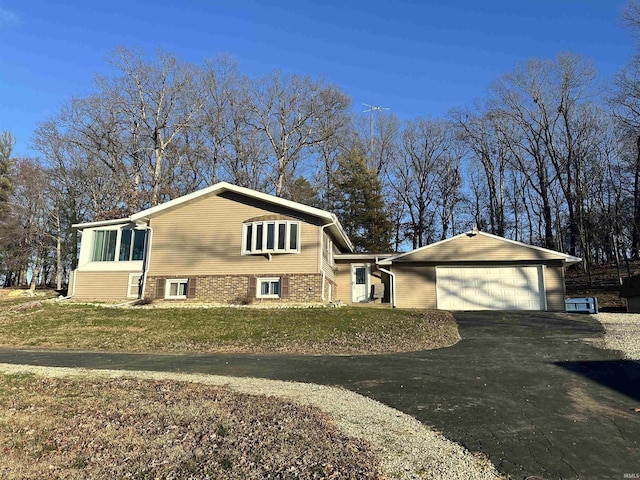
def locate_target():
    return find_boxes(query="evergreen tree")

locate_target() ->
[333,148,393,252]
[282,176,321,208]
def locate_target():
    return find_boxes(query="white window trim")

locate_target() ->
[165,278,188,300]
[241,221,301,255]
[256,277,281,299]
[127,273,142,299]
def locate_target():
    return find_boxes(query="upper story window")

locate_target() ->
[323,234,334,266]
[242,220,300,255]
[93,229,147,262]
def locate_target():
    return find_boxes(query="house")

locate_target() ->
[71,182,352,304]
[71,182,581,311]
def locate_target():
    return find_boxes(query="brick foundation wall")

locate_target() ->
[144,273,325,303]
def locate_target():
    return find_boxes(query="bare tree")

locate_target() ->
[391,118,454,247]
[104,47,205,206]
[452,108,511,236]
[245,71,351,196]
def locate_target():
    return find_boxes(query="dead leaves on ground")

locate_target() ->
[0,374,384,479]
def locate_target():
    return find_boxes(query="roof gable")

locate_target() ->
[380,231,581,265]
[129,182,333,223]
[73,182,354,252]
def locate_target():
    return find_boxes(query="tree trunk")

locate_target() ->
[56,231,62,290]
[29,257,40,292]
[151,145,164,206]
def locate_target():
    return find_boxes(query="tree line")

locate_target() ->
[3,4,640,289]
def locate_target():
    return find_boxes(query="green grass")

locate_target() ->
[0,302,459,355]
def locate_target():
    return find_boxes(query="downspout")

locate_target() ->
[319,222,335,301]
[377,266,396,308]
[140,221,153,300]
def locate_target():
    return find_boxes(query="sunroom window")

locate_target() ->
[92,229,147,262]
[119,230,147,261]
[242,221,300,254]
[93,230,117,262]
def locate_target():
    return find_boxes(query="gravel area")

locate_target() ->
[595,313,640,360]
[0,363,501,480]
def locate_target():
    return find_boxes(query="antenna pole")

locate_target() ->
[362,103,390,159]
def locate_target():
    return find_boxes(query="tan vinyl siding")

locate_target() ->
[397,234,566,263]
[320,233,336,282]
[321,256,336,282]
[73,271,135,300]
[392,264,437,309]
[334,262,351,303]
[148,192,321,277]
[334,261,385,304]
[544,265,566,312]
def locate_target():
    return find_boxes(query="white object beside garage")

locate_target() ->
[436,266,545,311]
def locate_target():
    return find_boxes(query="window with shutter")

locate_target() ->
[256,277,282,299]
[165,279,188,299]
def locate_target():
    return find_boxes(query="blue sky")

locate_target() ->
[0,0,633,157]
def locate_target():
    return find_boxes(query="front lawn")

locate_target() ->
[0,302,459,354]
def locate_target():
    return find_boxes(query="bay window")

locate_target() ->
[242,221,300,254]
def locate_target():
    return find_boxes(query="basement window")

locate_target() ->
[257,277,281,299]
[127,273,142,298]
[165,279,188,300]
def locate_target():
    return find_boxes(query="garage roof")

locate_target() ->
[379,231,582,265]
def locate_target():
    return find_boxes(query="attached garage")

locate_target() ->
[380,231,581,312]
[436,266,544,311]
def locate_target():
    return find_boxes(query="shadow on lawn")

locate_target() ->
[553,359,640,402]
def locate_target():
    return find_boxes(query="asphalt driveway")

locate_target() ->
[0,311,639,479]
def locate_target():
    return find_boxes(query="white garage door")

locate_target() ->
[436,266,544,311]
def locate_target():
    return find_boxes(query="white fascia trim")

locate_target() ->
[337,253,395,261]
[475,231,582,265]
[72,218,131,229]
[126,182,353,252]
[130,182,331,223]
[379,230,582,265]
[74,182,354,253]
[330,214,354,253]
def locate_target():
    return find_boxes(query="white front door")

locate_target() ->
[351,264,370,303]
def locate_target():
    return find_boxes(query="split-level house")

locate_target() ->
[71,182,581,311]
